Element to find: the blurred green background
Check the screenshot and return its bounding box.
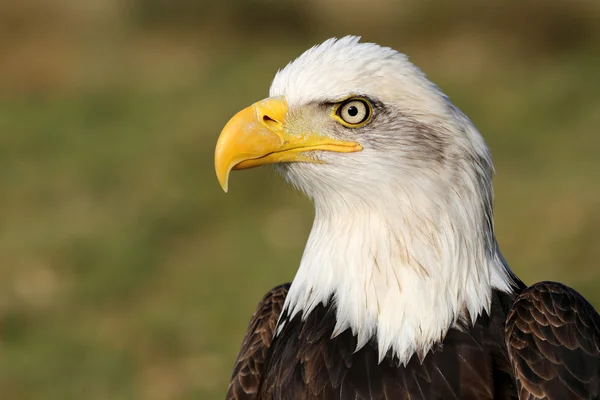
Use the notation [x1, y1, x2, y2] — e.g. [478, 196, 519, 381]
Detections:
[1, 0, 599, 398]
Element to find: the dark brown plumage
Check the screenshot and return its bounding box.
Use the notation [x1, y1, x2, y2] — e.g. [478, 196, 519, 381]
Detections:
[226, 282, 600, 400]
[227, 284, 290, 399]
[505, 282, 600, 400]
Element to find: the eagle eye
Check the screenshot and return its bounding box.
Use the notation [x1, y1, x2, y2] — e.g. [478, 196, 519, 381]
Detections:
[336, 99, 372, 127]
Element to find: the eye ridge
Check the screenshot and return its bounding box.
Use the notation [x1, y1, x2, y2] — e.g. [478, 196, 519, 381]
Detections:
[336, 98, 372, 126]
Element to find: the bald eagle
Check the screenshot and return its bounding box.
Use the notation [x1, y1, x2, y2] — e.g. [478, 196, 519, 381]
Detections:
[214, 37, 600, 399]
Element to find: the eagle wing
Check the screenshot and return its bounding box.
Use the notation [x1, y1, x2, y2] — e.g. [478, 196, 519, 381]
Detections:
[226, 283, 290, 400]
[505, 281, 600, 400]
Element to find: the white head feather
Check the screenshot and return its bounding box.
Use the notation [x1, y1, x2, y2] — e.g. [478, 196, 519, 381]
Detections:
[270, 36, 516, 364]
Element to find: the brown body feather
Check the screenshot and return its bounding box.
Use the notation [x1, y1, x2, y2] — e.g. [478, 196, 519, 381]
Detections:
[227, 284, 290, 399]
[505, 282, 600, 400]
[227, 282, 600, 400]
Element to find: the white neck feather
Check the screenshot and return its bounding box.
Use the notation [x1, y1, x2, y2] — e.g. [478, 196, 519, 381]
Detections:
[281, 179, 514, 364]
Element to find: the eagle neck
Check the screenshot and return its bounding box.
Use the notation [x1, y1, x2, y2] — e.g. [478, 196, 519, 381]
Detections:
[280, 185, 515, 364]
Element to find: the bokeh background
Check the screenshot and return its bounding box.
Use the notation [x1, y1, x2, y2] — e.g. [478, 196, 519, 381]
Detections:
[1, 0, 599, 398]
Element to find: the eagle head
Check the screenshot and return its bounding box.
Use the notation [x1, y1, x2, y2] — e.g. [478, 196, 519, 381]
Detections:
[214, 36, 514, 363]
[215, 36, 492, 208]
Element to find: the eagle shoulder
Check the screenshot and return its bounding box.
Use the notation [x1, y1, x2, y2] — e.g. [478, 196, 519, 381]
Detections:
[226, 283, 290, 400]
[505, 281, 600, 400]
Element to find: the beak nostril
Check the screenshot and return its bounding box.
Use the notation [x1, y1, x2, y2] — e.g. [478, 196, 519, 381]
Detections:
[262, 114, 278, 124]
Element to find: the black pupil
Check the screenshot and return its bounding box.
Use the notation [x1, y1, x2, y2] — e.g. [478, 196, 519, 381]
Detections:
[347, 105, 359, 117]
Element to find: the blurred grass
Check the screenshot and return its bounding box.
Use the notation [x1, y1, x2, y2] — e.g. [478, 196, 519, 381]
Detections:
[0, 0, 599, 398]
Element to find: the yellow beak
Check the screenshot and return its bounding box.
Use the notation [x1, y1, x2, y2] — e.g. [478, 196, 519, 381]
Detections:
[214, 96, 362, 192]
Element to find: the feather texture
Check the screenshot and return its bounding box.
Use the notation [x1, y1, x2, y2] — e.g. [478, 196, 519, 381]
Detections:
[505, 282, 600, 400]
[226, 284, 290, 400]
[229, 287, 519, 399]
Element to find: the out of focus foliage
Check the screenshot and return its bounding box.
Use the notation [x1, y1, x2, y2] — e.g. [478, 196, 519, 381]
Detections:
[0, 1, 599, 399]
